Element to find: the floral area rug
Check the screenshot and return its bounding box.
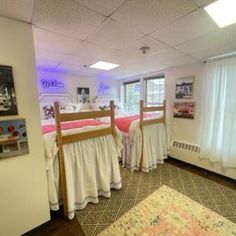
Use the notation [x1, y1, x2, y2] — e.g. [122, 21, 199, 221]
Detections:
[98, 185, 236, 236]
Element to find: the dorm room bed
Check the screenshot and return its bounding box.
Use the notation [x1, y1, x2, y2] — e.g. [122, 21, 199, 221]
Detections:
[116, 100, 167, 172]
[92, 97, 168, 172]
[41, 97, 122, 219]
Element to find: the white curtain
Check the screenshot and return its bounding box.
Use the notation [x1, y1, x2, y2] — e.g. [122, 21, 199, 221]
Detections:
[200, 56, 236, 168]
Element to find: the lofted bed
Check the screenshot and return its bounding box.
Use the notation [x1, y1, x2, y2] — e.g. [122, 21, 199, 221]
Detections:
[40, 94, 122, 219]
[93, 96, 168, 172]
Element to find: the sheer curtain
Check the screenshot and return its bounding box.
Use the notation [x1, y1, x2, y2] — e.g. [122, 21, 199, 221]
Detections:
[200, 56, 236, 168]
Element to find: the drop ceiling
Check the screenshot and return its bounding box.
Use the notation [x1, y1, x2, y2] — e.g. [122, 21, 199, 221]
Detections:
[0, 0, 236, 80]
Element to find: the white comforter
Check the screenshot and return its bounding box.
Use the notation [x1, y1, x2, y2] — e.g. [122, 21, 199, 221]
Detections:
[123, 118, 168, 172]
[43, 125, 123, 219]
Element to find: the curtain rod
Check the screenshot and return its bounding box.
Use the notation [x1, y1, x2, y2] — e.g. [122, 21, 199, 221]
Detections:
[206, 50, 236, 62]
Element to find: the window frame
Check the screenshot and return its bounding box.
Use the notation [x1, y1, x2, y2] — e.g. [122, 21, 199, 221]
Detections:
[123, 79, 140, 104]
[144, 74, 165, 105]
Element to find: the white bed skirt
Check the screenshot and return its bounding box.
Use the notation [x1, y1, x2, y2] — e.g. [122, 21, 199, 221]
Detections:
[44, 125, 122, 219]
[121, 122, 168, 172]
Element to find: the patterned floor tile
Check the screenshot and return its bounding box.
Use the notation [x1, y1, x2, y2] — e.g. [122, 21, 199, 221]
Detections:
[107, 200, 121, 211]
[99, 211, 118, 224]
[227, 217, 236, 223]
[201, 198, 215, 207]
[116, 210, 127, 220]
[224, 194, 236, 205]
[92, 224, 109, 236]
[205, 204, 220, 214]
[76, 163, 236, 235]
[212, 194, 228, 205]
[81, 224, 96, 236]
[218, 205, 235, 217]
[90, 198, 109, 211]
[83, 211, 103, 224]
[119, 199, 135, 211]
[75, 211, 89, 224]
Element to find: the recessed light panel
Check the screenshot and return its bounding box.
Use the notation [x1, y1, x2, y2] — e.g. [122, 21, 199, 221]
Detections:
[90, 61, 120, 70]
[204, 0, 236, 28]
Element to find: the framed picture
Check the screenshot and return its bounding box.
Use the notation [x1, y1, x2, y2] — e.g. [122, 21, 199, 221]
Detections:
[175, 76, 194, 99]
[0, 119, 29, 159]
[0, 65, 18, 115]
[173, 102, 195, 119]
[77, 87, 90, 103]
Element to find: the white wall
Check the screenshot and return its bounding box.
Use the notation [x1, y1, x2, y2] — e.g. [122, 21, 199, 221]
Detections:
[37, 71, 120, 105]
[0, 17, 50, 235]
[120, 62, 236, 180]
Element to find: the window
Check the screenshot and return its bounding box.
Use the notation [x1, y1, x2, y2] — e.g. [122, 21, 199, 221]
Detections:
[124, 80, 140, 113]
[145, 75, 165, 105]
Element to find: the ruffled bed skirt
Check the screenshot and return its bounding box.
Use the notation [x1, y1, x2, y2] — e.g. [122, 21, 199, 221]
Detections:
[44, 126, 122, 219]
[121, 123, 168, 172]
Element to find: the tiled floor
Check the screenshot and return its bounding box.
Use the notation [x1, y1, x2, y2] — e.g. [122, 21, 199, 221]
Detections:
[76, 163, 236, 236]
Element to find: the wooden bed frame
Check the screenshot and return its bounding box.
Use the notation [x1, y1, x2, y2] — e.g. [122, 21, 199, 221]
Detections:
[139, 100, 166, 167]
[54, 100, 115, 217]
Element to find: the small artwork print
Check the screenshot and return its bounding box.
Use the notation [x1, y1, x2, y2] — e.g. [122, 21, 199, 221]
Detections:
[0, 119, 29, 159]
[173, 102, 195, 119]
[42, 104, 54, 120]
[0, 65, 18, 115]
[175, 76, 194, 99]
[77, 87, 90, 103]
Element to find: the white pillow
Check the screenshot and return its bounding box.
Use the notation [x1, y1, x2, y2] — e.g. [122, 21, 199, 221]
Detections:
[60, 102, 82, 113]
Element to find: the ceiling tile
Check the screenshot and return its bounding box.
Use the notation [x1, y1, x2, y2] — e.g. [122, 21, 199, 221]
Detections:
[57, 63, 82, 74]
[73, 41, 116, 59]
[103, 38, 168, 65]
[74, 0, 125, 16]
[87, 19, 143, 50]
[33, 0, 106, 40]
[58, 63, 99, 76]
[62, 55, 97, 67]
[146, 48, 186, 65]
[164, 55, 198, 67]
[175, 30, 230, 54]
[35, 48, 67, 62]
[111, 0, 198, 34]
[191, 43, 234, 60]
[150, 9, 218, 46]
[222, 24, 236, 43]
[0, 0, 34, 23]
[104, 48, 147, 66]
[192, 0, 215, 7]
[36, 60, 60, 70]
[33, 27, 80, 54]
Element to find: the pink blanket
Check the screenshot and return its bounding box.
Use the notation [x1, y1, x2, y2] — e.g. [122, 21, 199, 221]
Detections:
[42, 119, 106, 135]
[115, 113, 155, 133]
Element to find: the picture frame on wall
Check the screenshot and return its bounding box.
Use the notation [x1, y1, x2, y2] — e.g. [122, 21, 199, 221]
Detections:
[77, 87, 90, 103]
[0, 65, 18, 116]
[175, 76, 194, 99]
[0, 119, 29, 159]
[173, 102, 195, 119]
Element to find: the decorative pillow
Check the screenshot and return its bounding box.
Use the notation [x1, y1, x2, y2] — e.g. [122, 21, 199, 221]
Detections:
[60, 102, 82, 113]
[99, 105, 110, 110]
[42, 105, 55, 120]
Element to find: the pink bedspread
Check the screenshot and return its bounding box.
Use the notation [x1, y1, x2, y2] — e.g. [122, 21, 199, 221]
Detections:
[115, 115, 140, 133]
[42, 120, 106, 135]
[115, 113, 155, 133]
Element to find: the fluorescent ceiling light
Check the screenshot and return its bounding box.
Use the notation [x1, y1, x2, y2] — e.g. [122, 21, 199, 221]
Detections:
[204, 0, 236, 28]
[90, 61, 120, 70]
